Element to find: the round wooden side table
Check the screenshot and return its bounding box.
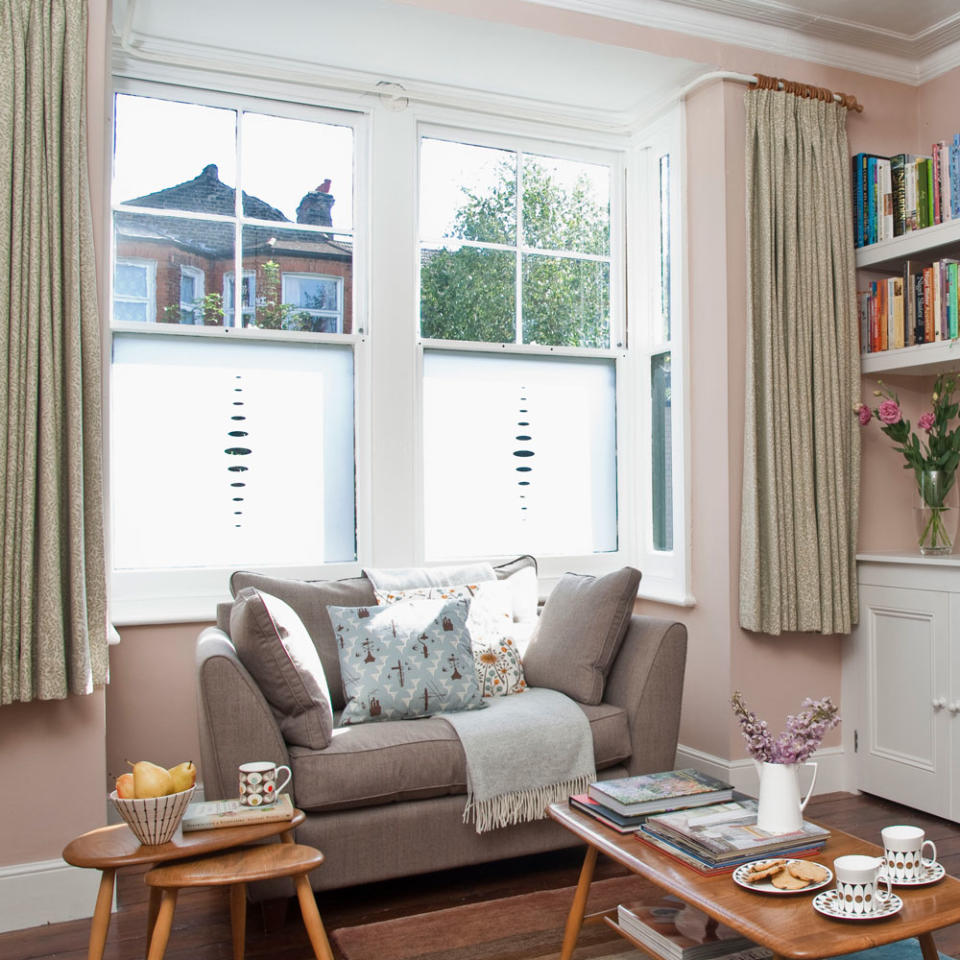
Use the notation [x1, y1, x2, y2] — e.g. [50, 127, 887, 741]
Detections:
[62, 808, 306, 960]
[144, 842, 333, 960]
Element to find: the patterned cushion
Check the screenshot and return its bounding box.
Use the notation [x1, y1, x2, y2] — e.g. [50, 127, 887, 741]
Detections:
[373, 580, 528, 698]
[328, 597, 486, 725]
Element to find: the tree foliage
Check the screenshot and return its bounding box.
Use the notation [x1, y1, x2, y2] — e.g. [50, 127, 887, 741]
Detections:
[420, 160, 610, 347]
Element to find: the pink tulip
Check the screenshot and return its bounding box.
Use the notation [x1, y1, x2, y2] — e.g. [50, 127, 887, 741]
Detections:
[858, 404, 872, 426]
[918, 411, 936, 433]
[878, 399, 902, 425]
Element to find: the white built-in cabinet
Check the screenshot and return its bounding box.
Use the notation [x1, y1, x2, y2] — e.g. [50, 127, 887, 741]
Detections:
[845, 556, 960, 819]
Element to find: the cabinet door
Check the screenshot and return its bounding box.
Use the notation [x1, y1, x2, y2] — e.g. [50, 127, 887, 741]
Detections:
[854, 584, 950, 817]
[952, 593, 960, 822]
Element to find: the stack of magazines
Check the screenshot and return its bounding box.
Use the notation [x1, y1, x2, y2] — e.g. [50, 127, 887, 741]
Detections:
[569, 768, 735, 833]
[637, 798, 830, 874]
[617, 895, 771, 960]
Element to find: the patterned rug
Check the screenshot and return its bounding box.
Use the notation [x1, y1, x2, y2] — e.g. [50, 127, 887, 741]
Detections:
[330, 874, 954, 960]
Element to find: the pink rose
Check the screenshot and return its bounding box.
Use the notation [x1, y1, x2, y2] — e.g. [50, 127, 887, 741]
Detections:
[878, 399, 902, 425]
[857, 404, 872, 426]
[918, 411, 936, 433]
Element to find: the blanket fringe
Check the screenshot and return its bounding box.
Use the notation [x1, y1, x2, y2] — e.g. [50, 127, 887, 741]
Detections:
[462, 774, 595, 834]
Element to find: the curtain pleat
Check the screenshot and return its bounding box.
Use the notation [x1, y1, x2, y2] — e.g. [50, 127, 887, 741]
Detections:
[0, 0, 107, 702]
[739, 89, 860, 635]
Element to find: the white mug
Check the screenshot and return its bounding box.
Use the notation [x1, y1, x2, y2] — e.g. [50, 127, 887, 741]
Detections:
[238, 761, 291, 806]
[882, 825, 937, 881]
[833, 854, 893, 916]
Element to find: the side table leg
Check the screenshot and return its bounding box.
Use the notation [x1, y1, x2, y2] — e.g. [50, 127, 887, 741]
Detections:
[559, 845, 598, 960]
[918, 933, 940, 960]
[294, 872, 334, 960]
[88, 868, 116, 960]
[230, 882, 247, 960]
[146, 889, 178, 960]
[146, 886, 161, 950]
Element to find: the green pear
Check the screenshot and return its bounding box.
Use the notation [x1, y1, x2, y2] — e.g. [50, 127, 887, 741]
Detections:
[168, 760, 196, 793]
[130, 760, 175, 799]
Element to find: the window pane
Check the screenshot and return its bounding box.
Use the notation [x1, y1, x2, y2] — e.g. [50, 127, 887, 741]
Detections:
[522, 254, 609, 347]
[420, 138, 516, 244]
[241, 112, 354, 229]
[243, 226, 353, 333]
[658, 153, 671, 342]
[116, 262, 148, 299]
[651, 351, 673, 551]
[522, 154, 610, 256]
[420, 245, 515, 342]
[114, 214, 232, 326]
[111, 334, 356, 569]
[114, 94, 237, 215]
[423, 350, 617, 559]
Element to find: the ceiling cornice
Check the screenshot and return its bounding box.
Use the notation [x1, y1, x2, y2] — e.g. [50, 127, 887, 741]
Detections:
[521, 0, 960, 85]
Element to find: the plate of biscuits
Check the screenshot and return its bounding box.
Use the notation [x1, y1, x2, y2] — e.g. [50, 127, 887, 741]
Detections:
[732, 858, 832, 894]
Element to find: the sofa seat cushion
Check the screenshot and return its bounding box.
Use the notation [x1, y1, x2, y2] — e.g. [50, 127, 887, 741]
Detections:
[288, 700, 631, 812]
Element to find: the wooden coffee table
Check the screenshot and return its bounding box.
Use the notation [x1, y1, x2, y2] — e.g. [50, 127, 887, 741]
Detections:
[548, 803, 960, 960]
[62, 808, 306, 960]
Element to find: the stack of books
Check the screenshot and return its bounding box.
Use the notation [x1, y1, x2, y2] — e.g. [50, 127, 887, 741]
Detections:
[617, 894, 771, 960]
[637, 798, 830, 875]
[569, 768, 735, 834]
[181, 792, 295, 832]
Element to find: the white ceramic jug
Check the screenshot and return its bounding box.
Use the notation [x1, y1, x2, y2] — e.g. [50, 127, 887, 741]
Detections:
[754, 760, 818, 834]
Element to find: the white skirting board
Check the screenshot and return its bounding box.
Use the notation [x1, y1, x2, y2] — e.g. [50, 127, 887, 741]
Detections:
[675, 743, 850, 797]
[0, 858, 105, 933]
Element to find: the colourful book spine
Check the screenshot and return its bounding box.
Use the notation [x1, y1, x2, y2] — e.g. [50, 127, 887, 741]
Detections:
[867, 157, 878, 244]
[891, 277, 904, 348]
[942, 146, 953, 222]
[924, 267, 935, 343]
[853, 154, 865, 248]
[905, 159, 919, 231]
[878, 277, 888, 351]
[879, 159, 893, 241]
[926, 157, 935, 227]
[916, 157, 932, 230]
[950, 262, 959, 338]
[933, 143, 944, 225]
[890, 154, 907, 236]
[951, 136, 960, 219]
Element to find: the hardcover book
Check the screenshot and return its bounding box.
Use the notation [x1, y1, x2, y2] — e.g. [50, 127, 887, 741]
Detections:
[642, 798, 830, 864]
[569, 794, 649, 832]
[617, 894, 768, 960]
[587, 769, 734, 817]
[181, 792, 294, 832]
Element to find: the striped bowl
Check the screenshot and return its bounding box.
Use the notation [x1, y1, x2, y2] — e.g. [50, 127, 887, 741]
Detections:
[110, 785, 196, 845]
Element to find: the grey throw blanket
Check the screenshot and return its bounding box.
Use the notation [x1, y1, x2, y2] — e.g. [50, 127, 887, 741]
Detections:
[442, 687, 596, 833]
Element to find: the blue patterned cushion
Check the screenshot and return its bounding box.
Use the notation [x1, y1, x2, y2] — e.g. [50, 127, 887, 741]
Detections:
[327, 597, 486, 725]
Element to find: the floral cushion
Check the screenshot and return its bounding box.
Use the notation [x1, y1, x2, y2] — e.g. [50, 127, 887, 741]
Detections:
[327, 597, 485, 725]
[374, 581, 527, 697]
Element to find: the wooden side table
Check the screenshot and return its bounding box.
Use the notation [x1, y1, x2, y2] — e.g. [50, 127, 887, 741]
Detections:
[62, 808, 306, 960]
[144, 843, 333, 960]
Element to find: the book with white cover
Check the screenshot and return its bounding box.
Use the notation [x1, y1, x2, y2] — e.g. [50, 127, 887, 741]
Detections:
[181, 793, 294, 831]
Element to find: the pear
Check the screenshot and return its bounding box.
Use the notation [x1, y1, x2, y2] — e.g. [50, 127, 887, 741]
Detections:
[129, 760, 175, 799]
[115, 772, 135, 799]
[168, 760, 196, 793]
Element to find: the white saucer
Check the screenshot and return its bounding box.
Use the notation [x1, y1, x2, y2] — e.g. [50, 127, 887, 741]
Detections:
[881, 860, 946, 887]
[812, 890, 902, 921]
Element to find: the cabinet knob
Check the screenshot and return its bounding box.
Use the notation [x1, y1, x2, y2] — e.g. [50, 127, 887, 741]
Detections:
[933, 697, 947, 709]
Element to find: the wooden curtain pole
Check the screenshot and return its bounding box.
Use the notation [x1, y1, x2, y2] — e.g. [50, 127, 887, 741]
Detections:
[752, 72, 864, 112]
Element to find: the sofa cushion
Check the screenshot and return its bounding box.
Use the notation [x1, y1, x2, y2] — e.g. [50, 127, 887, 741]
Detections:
[522, 567, 642, 705]
[373, 580, 527, 697]
[288, 700, 631, 812]
[362, 562, 496, 593]
[229, 572, 376, 710]
[230, 588, 334, 750]
[493, 554, 539, 622]
[328, 597, 486, 724]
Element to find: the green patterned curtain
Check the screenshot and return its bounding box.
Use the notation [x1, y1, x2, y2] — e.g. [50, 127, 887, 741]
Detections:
[739, 88, 860, 635]
[0, 0, 107, 701]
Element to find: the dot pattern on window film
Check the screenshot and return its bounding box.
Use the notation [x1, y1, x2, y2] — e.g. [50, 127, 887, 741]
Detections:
[514, 388, 535, 521]
[225, 374, 250, 527]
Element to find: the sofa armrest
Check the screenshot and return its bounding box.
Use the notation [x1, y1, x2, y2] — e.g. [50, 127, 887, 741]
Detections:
[602, 614, 687, 777]
[196, 627, 291, 803]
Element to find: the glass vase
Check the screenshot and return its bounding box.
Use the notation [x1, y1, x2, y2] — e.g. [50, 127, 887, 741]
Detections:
[915, 469, 959, 556]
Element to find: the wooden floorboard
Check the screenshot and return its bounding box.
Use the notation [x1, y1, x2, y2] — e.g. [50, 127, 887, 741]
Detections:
[5, 791, 960, 960]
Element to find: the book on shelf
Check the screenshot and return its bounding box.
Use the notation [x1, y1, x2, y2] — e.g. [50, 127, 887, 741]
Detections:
[617, 894, 771, 960]
[642, 798, 830, 865]
[587, 768, 734, 817]
[635, 825, 825, 875]
[181, 792, 294, 832]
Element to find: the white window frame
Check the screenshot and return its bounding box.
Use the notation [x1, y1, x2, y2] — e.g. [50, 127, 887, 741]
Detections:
[630, 106, 692, 606]
[414, 122, 629, 585]
[281, 272, 344, 333]
[179, 264, 204, 324]
[223, 270, 257, 327]
[114, 257, 157, 324]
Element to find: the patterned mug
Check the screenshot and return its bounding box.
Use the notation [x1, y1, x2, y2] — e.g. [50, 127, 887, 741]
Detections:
[238, 761, 291, 806]
[833, 854, 893, 916]
[882, 825, 937, 881]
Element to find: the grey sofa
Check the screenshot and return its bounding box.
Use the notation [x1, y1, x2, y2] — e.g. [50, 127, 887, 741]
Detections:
[196, 565, 687, 896]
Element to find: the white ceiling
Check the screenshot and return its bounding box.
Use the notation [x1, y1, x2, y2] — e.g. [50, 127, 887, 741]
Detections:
[522, 0, 960, 83]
